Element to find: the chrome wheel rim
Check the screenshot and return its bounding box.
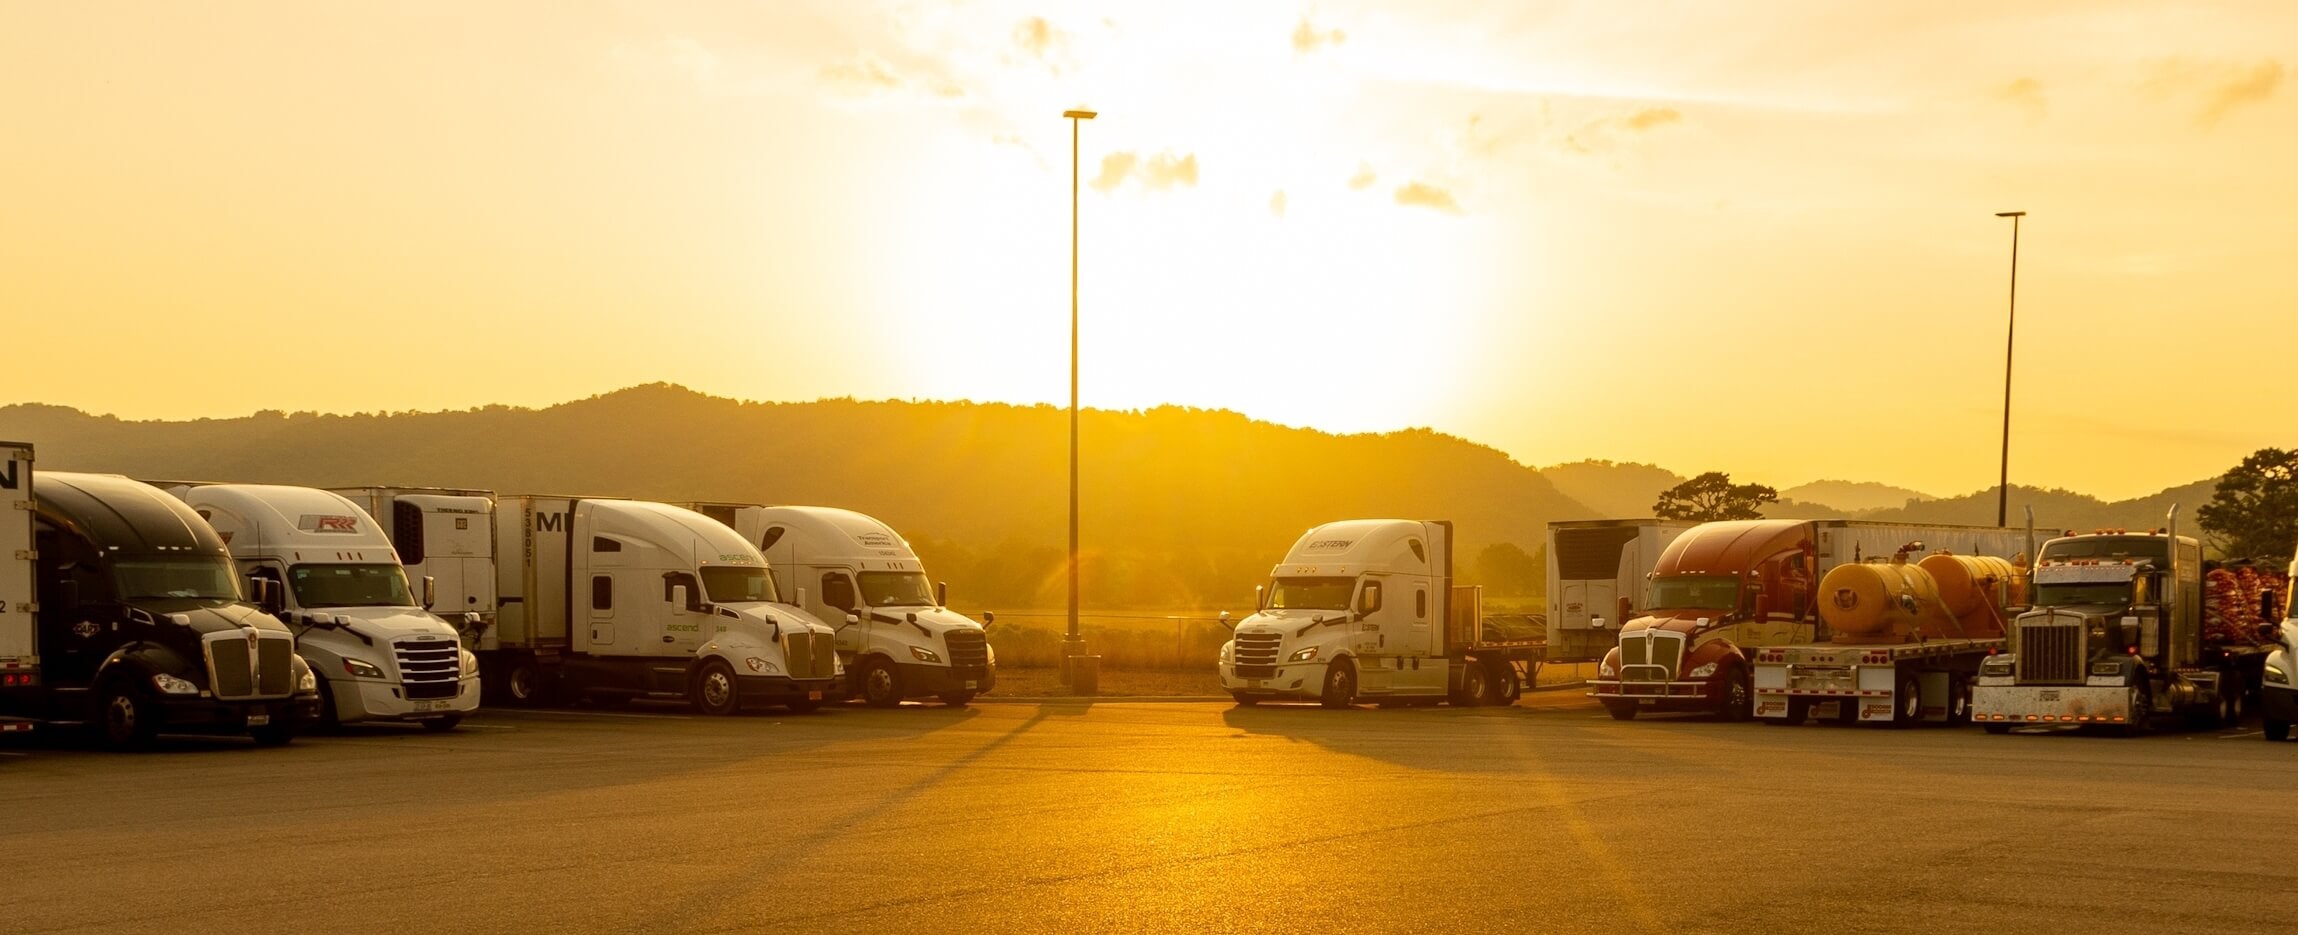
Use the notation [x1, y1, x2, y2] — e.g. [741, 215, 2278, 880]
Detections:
[701, 671, 733, 709]
[867, 667, 895, 700]
[107, 695, 136, 737]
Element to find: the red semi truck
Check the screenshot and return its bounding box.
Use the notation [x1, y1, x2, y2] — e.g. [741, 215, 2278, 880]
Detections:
[1589, 519, 2030, 721]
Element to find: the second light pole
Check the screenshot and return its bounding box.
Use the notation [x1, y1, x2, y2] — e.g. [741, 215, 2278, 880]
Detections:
[1062, 108, 1096, 688]
[1994, 209, 2025, 528]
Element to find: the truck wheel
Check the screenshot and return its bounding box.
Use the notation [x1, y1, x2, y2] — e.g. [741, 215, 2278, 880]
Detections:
[1766, 698, 1809, 726]
[2268, 720, 2291, 742]
[1451, 662, 1487, 707]
[2122, 685, 2153, 737]
[1892, 673, 1923, 728]
[1485, 661, 1521, 707]
[1230, 692, 1259, 707]
[249, 721, 297, 746]
[2221, 672, 2247, 727]
[858, 658, 904, 708]
[311, 677, 342, 732]
[1603, 700, 1638, 721]
[1948, 678, 1973, 724]
[421, 715, 463, 732]
[691, 660, 741, 716]
[939, 691, 976, 708]
[504, 658, 549, 707]
[1713, 665, 1753, 722]
[97, 683, 158, 750]
[1319, 660, 1357, 709]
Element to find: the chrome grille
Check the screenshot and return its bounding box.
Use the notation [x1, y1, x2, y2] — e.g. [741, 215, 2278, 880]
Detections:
[945, 629, 989, 667]
[781, 632, 836, 680]
[395, 638, 462, 700]
[2017, 618, 2086, 684]
[1233, 631, 1281, 679]
[206, 632, 295, 699]
[1619, 630, 1683, 682]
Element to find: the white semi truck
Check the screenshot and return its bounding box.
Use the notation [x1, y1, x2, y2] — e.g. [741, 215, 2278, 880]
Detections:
[170, 484, 480, 731]
[492, 496, 843, 714]
[2267, 550, 2298, 741]
[1219, 519, 1550, 707]
[687, 503, 995, 707]
[328, 486, 498, 648]
[1, 443, 36, 734]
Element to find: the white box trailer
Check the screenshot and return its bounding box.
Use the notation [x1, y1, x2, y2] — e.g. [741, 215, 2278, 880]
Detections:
[172, 484, 479, 730]
[0, 442, 35, 733]
[493, 496, 843, 714]
[1546, 520, 1698, 662]
[686, 503, 996, 707]
[328, 487, 498, 647]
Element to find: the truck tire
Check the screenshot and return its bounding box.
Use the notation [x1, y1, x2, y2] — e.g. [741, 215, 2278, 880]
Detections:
[1319, 659, 1357, 709]
[314, 677, 342, 732]
[2268, 720, 2291, 742]
[939, 691, 976, 708]
[1486, 661, 1521, 707]
[858, 658, 904, 708]
[421, 715, 463, 732]
[1230, 692, 1259, 707]
[1603, 700, 1638, 721]
[1451, 663, 1487, 707]
[2122, 684, 2153, 737]
[1892, 672, 1923, 728]
[1713, 665, 1753, 722]
[504, 657, 549, 707]
[2221, 672, 2247, 727]
[96, 682, 158, 750]
[1947, 677, 1973, 724]
[691, 659, 741, 716]
[249, 721, 297, 747]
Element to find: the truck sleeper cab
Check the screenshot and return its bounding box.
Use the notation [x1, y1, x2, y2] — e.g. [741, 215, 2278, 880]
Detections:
[1219, 519, 1462, 707]
[492, 497, 843, 714]
[27, 472, 319, 748]
[174, 484, 480, 731]
[689, 504, 995, 708]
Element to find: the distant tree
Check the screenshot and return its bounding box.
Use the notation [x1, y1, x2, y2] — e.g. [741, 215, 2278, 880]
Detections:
[1473, 542, 1542, 596]
[1653, 472, 1778, 522]
[2198, 448, 2298, 561]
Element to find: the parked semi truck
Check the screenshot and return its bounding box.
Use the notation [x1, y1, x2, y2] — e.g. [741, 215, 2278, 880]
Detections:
[1, 467, 319, 747]
[1752, 546, 2020, 726]
[0, 443, 36, 734]
[1592, 519, 2030, 721]
[687, 503, 995, 707]
[2266, 550, 2298, 741]
[171, 484, 480, 731]
[1218, 519, 1556, 707]
[1972, 508, 2265, 734]
[329, 486, 498, 648]
[491, 496, 842, 713]
[1547, 520, 1696, 662]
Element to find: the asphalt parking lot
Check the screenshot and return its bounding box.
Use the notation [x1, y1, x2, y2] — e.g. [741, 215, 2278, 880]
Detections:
[5, 692, 2294, 935]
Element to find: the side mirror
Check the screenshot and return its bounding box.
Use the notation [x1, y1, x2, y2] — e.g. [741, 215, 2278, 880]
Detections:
[1255, 584, 1266, 612]
[251, 578, 284, 615]
[2259, 622, 2286, 646]
[1360, 582, 1384, 615]
[936, 581, 950, 608]
[1591, 617, 1608, 630]
[422, 575, 437, 610]
[981, 611, 995, 630]
[843, 612, 860, 628]
[670, 584, 690, 615]
[1219, 610, 1233, 631]
[795, 586, 808, 609]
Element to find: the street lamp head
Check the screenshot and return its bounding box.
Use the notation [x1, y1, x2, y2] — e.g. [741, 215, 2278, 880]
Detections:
[1063, 109, 1098, 120]
[1995, 211, 2026, 217]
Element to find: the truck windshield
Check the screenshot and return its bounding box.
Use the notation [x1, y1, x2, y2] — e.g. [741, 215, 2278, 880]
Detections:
[2035, 583, 2135, 607]
[1267, 577, 1354, 611]
[701, 566, 777, 603]
[859, 571, 935, 607]
[114, 558, 241, 601]
[290, 563, 415, 608]
[2041, 537, 2169, 563]
[1648, 575, 1740, 611]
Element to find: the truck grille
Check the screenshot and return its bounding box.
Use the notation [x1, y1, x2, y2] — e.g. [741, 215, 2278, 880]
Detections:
[782, 632, 837, 680]
[395, 638, 462, 700]
[2017, 617, 2086, 684]
[1618, 629, 1684, 681]
[206, 631, 296, 699]
[1233, 631, 1281, 678]
[945, 629, 989, 668]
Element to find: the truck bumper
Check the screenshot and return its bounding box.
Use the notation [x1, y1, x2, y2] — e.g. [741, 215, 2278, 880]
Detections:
[893, 662, 995, 698]
[2261, 685, 2298, 724]
[1589, 678, 1711, 711]
[1971, 684, 2137, 726]
[735, 674, 845, 707]
[1221, 661, 1324, 700]
[339, 675, 482, 723]
[153, 695, 321, 735]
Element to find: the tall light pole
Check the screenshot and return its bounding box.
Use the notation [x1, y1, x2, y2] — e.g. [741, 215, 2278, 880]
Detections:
[1063, 108, 1095, 683]
[1994, 210, 2025, 528]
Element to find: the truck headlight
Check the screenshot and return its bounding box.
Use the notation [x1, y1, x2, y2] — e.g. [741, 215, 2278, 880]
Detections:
[2269, 664, 2289, 685]
[297, 666, 318, 693]
[1688, 662, 1718, 679]
[985, 643, 996, 667]
[1289, 646, 1319, 662]
[1219, 642, 1232, 665]
[342, 658, 386, 679]
[151, 673, 199, 695]
[910, 646, 941, 663]
[1599, 659, 1617, 678]
[459, 649, 479, 678]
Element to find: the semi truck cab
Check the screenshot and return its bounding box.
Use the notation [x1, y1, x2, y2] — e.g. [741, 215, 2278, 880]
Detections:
[1591, 520, 1819, 721]
[173, 484, 480, 731]
[1220, 520, 1450, 707]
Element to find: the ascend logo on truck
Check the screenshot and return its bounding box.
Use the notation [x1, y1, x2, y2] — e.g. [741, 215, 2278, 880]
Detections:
[297, 514, 362, 534]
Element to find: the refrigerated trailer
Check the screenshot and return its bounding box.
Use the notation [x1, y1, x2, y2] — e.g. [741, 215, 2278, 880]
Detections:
[491, 496, 843, 713]
[0, 443, 35, 734]
[328, 486, 498, 647]
[1547, 520, 1696, 663]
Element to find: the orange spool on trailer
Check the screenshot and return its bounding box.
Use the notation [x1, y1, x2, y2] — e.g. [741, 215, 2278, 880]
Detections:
[1816, 561, 1957, 640]
[1916, 553, 2016, 638]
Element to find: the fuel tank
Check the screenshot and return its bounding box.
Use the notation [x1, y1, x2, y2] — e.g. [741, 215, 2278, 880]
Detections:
[1818, 553, 2012, 642]
[1917, 554, 2016, 638]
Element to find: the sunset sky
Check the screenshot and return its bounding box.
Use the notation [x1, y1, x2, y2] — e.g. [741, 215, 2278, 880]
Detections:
[3, 2, 2292, 500]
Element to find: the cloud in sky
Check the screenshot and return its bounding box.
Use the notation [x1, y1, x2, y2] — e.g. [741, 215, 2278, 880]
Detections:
[1292, 17, 1347, 54]
[1012, 16, 1075, 73]
[1622, 107, 1681, 131]
[1348, 162, 1377, 190]
[1393, 180, 1461, 214]
[818, 53, 901, 95]
[1089, 150, 1199, 192]
[1090, 151, 1138, 192]
[2199, 60, 2283, 126]
[1993, 77, 2046, 122]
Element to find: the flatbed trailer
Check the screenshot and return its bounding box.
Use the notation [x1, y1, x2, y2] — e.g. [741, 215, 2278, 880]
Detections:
[1753, 637, 2003, 725]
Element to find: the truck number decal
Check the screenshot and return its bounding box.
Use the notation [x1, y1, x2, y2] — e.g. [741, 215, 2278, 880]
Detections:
[537, 512, 569, 532]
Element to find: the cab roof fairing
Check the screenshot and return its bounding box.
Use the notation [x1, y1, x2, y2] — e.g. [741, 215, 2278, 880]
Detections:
[35, 472, 232, 557]
[174, 484, 401, 557]
[1651, 520, 1813, 578]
